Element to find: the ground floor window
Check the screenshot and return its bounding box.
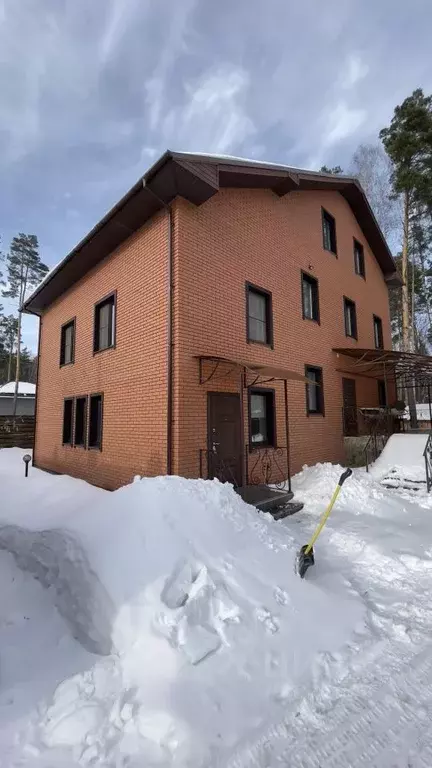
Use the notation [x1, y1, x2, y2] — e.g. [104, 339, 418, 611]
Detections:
[62, 398, 73, 444]
[249, 388, 275, 447]
[305, 366, 324, 415]
[74, 396, 87, 446]
[89, 394, 103, 450]
[378, 379, 387, 408]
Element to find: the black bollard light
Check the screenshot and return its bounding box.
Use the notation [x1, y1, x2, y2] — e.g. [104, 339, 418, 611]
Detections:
[23, 453, 31, 478]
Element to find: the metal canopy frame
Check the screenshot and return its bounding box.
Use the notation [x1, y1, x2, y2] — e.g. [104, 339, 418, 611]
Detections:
[333, 347, 432, 389]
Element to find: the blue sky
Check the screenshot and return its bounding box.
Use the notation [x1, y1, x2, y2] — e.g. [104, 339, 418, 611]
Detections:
[1, 0, 431, 350]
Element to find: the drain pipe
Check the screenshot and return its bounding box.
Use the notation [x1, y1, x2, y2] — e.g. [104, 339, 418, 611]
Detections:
[143, 180, 174, 475]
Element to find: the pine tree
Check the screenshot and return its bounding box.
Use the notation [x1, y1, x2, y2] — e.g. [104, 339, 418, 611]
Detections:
[319, 165, 343, 174]
[0, 314, 19, 382]
[2, 234, 48, 415]
[380, 89, 432, 427]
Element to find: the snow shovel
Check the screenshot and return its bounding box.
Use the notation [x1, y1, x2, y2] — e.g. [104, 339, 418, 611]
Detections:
[296, 468, 352, 578]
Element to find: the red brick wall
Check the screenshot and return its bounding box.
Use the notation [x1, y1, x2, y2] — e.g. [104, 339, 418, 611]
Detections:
[35, 211, 169, 489]
[173, 188, 393, 478]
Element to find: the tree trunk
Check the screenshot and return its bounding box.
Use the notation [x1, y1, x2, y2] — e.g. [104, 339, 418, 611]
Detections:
[402, 191, 418, 428]
[12, 311, 22, 418]
[7, 343, 12, 382]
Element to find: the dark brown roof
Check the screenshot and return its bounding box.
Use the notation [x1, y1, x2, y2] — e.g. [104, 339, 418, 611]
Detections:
[23, 150, 401, 314]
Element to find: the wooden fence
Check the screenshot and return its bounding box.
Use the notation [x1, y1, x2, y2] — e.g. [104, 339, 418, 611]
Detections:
[0, 416, 35, 449]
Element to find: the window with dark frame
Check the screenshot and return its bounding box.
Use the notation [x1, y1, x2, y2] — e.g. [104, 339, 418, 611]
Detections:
[62, 398, 73, 444]
[246, 284, 273, 346]
[249, 389, 275, 447]
[322, 209, 337, 254]
[373, 315, 384, 349]
[344, 297, 358, 339]
[88, 394, 103, 449]
[60, 319, 75, 366]
[74, 396, 87, 447]
[354, 239, 365, 278]
[305, 366, 324, 415]
[94, 294, 115, 353]
[378, 380, 387, 408]
[301, 272, 320, 322]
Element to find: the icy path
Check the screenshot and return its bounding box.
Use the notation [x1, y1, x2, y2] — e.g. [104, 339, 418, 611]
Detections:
[225, 467, 432, 768]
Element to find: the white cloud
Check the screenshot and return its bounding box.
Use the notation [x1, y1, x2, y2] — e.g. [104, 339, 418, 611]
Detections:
[341, 54, 369, 89]
[323, 101, 367, 147]
[165, 67, 255, 154]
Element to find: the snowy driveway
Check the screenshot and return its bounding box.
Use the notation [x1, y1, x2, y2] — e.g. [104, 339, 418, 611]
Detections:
[1, 448, 432, 766]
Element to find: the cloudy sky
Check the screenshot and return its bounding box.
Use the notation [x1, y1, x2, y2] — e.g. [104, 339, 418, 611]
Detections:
[1, 0, 431, 350]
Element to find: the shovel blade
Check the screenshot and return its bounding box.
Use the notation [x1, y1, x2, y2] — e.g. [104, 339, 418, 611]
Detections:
[297, 544, 315, 578]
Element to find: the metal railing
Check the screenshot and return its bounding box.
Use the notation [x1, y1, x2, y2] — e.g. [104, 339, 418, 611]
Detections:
[364, 433, 389, 472]
[199, 445, 290, 491]
[246, 445, 290, 491]
[343, 406, 403, 438]
[424, 431, 432, 492]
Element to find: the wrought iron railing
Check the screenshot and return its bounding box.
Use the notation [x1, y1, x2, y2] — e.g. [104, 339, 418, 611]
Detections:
[343, 406, 403, 438]
[199, 445, 290, 491]
[199, 448, 242, 487]
[424, 431, 432, 492]
[364, 433, 389, 472]
[246, 445, 290, 491]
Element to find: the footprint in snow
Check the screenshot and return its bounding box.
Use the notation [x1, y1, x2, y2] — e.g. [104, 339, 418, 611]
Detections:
[255, 607, 280, 634]
[274, 586, 290, 606]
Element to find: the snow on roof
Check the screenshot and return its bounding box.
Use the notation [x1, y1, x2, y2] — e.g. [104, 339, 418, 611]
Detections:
[0, 381, 36, 396]
[403, 404, 432, 421]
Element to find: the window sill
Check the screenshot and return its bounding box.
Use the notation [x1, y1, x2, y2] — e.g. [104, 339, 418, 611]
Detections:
[247, 339, 274, 349]
[60, 361, 74, 368]
[62, 442, 73, 447]
[302, 315, 320, 325]
[306, 412, 325, 417]
[345, 335, 358, 341]
[323, 247, 338, 257]
[93, 344, 115, 356]
[249, 442, 276, 452]
[88, 445, 102, 452]
[355, 272, 366, 280]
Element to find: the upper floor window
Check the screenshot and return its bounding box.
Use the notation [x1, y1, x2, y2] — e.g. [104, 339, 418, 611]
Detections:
[60, 319, 75, 366]
[301, 272, 320, 323]
[246, 283, 273, 347]
[94, 293, 116, 353]
[344, 297, 357, 339]
[354, 239, 365, 278]
[249, 388, 275, 447]
[373, 315, 384, 349]
[305, 366, 324, 415]
[322, 208, 337, 254]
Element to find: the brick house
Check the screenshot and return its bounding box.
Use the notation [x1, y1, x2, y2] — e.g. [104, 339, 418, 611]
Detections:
[24, 152, 401, 499]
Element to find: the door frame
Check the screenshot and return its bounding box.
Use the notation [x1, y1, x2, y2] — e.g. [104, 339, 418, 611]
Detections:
[342, 377, 358, 436]
[206, 391, 244, 487]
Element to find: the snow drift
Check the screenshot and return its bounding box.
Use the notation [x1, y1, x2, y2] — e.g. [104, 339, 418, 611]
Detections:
[0, 449, 366, 765]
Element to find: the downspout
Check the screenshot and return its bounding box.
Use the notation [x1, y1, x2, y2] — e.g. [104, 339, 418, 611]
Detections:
[143, 180, 174, 474]
[22, 310, 42, 467]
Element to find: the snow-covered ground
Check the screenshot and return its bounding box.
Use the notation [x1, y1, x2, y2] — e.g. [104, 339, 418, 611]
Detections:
[1, 447, 432, 766]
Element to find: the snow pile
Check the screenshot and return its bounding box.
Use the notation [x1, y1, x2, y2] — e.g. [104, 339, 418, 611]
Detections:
[369, 433, 428, 484]
[0, 449, 364, 766]
[2, 448, 432, 766]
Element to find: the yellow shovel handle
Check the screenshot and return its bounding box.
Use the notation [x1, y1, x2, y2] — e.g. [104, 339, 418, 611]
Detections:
[304, 468, 352, 555]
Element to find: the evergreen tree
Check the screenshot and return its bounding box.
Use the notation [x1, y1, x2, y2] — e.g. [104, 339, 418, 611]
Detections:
[2, 234, 48, 415]
[319, 165, 343, 174]
[0, 314, 18, 383]
[380, 89, 432, 427]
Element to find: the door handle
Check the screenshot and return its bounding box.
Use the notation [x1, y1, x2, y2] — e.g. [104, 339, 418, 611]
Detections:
[212, 442, 220, 453]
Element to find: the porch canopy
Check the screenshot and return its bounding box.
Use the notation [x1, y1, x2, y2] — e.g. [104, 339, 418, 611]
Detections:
[333, 347, 432, 389]
[196, 354, 310, 385]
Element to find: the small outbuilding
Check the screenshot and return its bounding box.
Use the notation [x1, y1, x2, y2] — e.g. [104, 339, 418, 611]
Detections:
[0, 382, 36, 416]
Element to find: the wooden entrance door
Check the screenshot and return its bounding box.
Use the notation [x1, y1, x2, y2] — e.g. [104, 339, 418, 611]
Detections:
[207, 393, 243, 486]
[342, 378, 358, 436]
